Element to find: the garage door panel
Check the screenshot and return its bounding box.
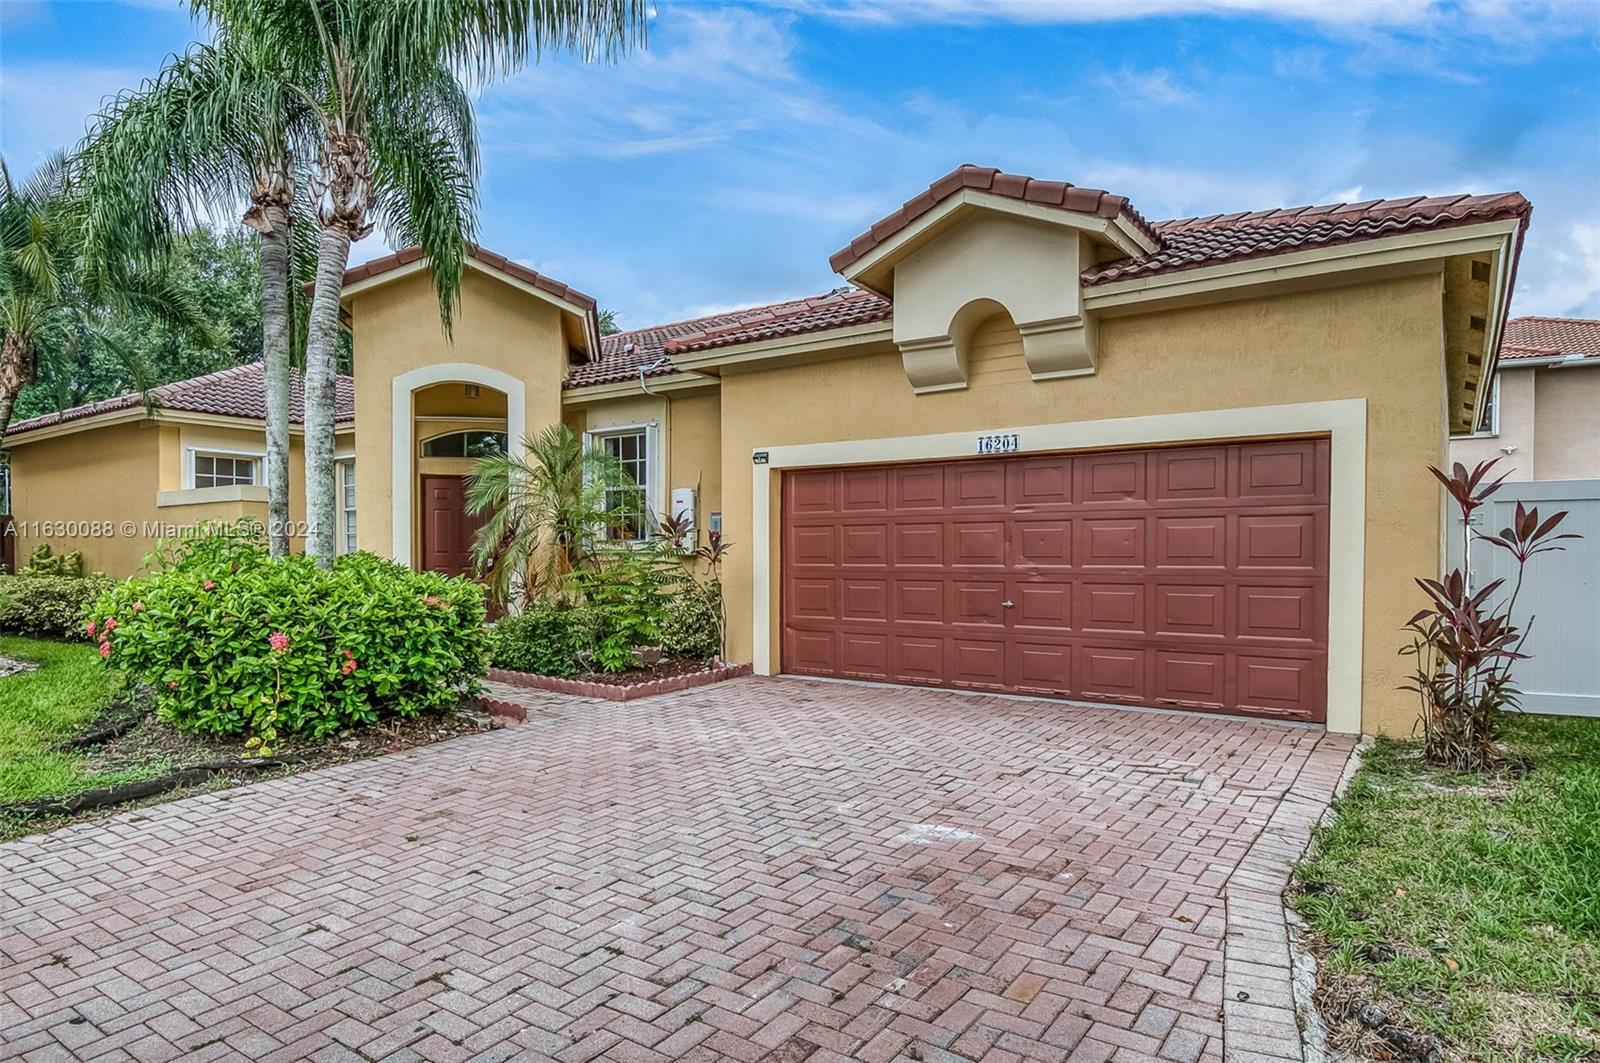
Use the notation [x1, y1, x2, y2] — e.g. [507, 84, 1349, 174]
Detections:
[840, 468, 889, 511]
[1014, 519, 1072, 567]
[1008, 457, 1074, 508]
[949, 521, 1007, 566]
[1154, 650, 1228, 708]
[949, 462, 1007, 508]
[1155, 584, 1227, 638]
[840, 579, 888, 620]
[1078, 452, 1146, 504]
[1155, 515, 1228, 569]
[950, 639, 1007, 688]
[951, 581, 1007, 625]
[1153, 447, 1229, 502]
[1238, 585, 1319, 641]
[1239, 513, 1319, 571]
[841, 523, 888, 565]
[1009, 642, 1070, 694]
[781, 438, 1330, 722]
[894, 580, 944, 623]
[1079, 645, 1147, 702]
[1078, 582, 1146, 634]
[1080, 518, 1146, 567]
[789, 578, 837, 620]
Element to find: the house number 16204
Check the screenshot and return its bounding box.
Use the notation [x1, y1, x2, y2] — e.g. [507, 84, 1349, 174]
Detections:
[976, 432, 1020, 455]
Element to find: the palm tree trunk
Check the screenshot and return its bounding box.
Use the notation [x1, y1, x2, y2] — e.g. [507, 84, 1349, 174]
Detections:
[245, 167, 294, 557]
[0, 333, 35, 446]
[302, 224, 350, 566]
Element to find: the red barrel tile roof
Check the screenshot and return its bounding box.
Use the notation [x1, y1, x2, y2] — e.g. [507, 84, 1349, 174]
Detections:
[1498, 316, 1600, 361]
[342, 245, 598, 311]
[6, 363, 355, 439]
[828, 164, 1161, 273]
[565, 288, 892, 389]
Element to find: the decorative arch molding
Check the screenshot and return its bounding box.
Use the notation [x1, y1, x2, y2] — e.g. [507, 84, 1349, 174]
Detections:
[390, 362, 526, 565]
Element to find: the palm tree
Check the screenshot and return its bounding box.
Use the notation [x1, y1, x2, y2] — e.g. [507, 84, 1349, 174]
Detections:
[0, 153, 215, 444]
[193, 0, 648, 566]
[74, 41, 313, 557]
[466, 424, 642, 606]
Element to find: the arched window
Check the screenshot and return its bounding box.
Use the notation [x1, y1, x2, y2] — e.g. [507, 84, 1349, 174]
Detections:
[420, 430, 507, 458]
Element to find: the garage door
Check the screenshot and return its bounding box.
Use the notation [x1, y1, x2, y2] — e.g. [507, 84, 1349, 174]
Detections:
[780, 438, 1330, 722]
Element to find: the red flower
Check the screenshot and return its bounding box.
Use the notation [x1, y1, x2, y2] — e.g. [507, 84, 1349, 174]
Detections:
[168, 680, 178, 690]
[203, 579, 215, 591]
[102, 617, 117, 632]
[269, 631, 289, 653]
[131, 601, 145, 613]
[85, 619, 97, 638]
[341, 659, 358, 676]
[98, 642, 111, 658]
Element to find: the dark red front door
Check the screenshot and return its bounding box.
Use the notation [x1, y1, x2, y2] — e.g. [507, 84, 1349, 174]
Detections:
[421, 475, 486, 577]
[780, 438, 1331, 722]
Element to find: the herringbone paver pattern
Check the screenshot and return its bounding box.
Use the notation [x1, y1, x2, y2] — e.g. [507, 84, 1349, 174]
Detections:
[1, 678, 1354, 1062]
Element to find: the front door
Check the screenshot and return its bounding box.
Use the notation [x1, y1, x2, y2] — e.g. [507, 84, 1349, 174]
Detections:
[420, 475, 486, 577]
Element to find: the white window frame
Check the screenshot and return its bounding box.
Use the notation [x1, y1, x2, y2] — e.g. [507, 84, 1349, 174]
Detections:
[583, 422, 662, 542]
[185, 447, 263, 490]
[418, 428, 510, 459]
[337, 456, 357, 554]
[1456, 373, 1501, 439]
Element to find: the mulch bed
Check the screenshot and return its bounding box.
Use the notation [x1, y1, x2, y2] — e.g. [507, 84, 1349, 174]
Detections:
[1, 697, 502, 839]
[487, 657, 753, 704]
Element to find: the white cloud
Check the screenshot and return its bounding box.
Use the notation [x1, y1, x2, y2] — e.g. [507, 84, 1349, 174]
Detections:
[1515, 221, 1600, 318]
[0, 60, 147, 166]
[1100, 66, 1194, 106]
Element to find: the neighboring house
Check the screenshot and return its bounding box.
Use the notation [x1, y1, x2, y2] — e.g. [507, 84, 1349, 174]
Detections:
[5, 363, 355, 575]
[12, 165, 1530, 736]
[1451, 316, 1600, 480]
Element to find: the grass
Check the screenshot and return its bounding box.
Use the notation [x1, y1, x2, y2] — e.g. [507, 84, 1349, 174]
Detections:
[0, 635, 166, 805]
[1295, 714, 1600, 1062]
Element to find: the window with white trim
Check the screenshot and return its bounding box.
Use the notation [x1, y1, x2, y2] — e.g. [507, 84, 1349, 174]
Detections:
[421, 430, 507, 458]
[339, 460, 357, 553]
[193, 452, 258, 488]
[592, 427, 654, 540]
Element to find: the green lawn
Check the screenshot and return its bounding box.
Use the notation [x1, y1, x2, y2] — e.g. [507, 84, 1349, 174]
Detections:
[0, 635, 159, 804]
[1296, 715, 1600, 1062]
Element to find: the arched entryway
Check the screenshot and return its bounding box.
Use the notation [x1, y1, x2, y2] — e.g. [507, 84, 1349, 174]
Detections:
[390, 363, 525, 574]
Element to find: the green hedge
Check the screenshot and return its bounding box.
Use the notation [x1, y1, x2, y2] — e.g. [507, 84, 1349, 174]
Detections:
[488, 603, 594, 677]
[0, 574, 116, 637]
[91, 530, 488, 746]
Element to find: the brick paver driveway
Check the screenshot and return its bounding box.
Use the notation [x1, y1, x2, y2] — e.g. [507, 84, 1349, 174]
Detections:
[2, 678, 1355, 1063]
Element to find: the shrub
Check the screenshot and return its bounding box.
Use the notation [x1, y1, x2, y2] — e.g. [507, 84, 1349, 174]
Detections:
[90, 531, 488, 747]
[571, 548, 672, 672]
[488, 603, 594, 677]
[660, 579, 721, 660]
[0, 573, 115, 637]
[20, 543, 85, 577]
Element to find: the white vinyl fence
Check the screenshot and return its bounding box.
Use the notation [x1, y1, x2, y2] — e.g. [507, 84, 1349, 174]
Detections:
[1447, 479, 1600, 717]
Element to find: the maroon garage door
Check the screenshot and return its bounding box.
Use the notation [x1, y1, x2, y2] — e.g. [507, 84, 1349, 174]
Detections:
[781, 438, 1331, 722]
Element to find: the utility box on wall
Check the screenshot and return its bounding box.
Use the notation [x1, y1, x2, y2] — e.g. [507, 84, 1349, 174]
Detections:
[671, 487, 697, 536]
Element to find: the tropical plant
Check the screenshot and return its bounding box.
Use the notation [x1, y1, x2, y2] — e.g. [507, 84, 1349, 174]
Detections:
[189, 0, 647, 565]
[653, 510, 732, 661]
[1402, 458, 1578, 770]
[74, 38, 314, 557]
[0, 153, 216, 444]
[92, 526, 487, 749]
[466, 423, 643, 606]
[487, 602, 594, 677]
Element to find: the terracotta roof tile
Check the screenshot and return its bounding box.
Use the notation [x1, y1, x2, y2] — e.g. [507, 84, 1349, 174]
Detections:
[7, 363, 355, 439]
[342, 244, 599, 312]
[829, 164, 1161, 273]
[564, 288, 892, 390]
[1085, 190, 1530, 285]
[1498, 316, 1600, 361]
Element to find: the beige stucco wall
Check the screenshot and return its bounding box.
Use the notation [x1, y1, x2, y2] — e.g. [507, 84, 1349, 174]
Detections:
[1449, 365, 1600, 482]
[1451, 369, 1534, 480]
[566, 388, 724, 537]
[1532, 367, 1600, 480]
[347, 268, 568, 563]
[9, 419, 351, 577]
[718, 273, 1450, 736]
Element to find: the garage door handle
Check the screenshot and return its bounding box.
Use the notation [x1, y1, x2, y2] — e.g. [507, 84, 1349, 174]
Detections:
[1002, 599, 1015, 609]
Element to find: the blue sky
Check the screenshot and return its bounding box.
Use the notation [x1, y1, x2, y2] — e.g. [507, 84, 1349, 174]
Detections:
[2, 0, 1597, 330]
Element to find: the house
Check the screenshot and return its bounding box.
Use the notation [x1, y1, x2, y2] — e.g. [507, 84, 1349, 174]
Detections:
[5, 363, 355, 575]
[9, 165, 1530, 735]
[1450, 316, 1600, 480]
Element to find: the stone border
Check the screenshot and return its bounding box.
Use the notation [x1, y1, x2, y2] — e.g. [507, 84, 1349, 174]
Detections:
[485, 662, 753, 706]
[1222, 734, 1359, 1063]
